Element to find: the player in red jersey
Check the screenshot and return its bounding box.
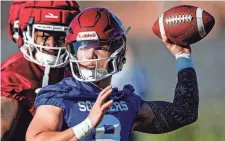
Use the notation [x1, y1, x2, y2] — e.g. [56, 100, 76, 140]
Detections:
[1, 1, 80, 141]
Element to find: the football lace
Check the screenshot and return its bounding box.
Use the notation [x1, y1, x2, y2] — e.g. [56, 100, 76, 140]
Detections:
[165, 15, 192, 24]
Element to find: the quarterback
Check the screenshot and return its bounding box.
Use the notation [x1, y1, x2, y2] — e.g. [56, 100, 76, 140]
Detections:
[1, 1, 80, 141]
[27, 7, 199, 141]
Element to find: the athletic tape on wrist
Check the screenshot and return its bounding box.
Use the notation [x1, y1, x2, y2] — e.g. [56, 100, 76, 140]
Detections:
[175, 53, 191, 60]
[72, 117, 94, 140]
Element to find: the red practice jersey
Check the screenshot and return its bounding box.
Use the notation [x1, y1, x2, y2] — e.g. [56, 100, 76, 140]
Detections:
[1, 52, 71, 141]
[1, 52, 71, 114]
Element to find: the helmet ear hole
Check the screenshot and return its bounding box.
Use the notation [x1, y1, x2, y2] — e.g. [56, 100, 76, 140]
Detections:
[122, 57, 126, 64]
[108, 60, 114, 73]
[116, 47, 126, 71]
[107, 45, 126, 73]
[28, 17, 34, 25]
[72, 63, 81, 77]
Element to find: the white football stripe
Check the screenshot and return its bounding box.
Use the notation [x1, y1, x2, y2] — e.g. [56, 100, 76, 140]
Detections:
[159, 13, 166, 38]
[196, 8, 206, 37]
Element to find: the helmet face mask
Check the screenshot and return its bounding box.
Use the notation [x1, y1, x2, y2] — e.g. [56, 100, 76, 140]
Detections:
[68, 36, 126, 82]
[18, 1, 80, 68]
[21, 23, 69, 67]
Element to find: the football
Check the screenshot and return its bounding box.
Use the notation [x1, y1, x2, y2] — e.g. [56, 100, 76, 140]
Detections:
[152, 5, 215, 47]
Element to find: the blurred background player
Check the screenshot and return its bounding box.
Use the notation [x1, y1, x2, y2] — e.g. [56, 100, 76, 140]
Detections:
[1, 1, 80, 141]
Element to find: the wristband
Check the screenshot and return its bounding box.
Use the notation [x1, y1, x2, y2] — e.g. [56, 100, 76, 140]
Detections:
[72, 117, 94, 140]
[175, 53, 191, 60]
[175, 53, 194, 72]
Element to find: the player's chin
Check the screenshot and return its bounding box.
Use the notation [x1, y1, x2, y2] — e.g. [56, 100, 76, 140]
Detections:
[79, 62, 108, 70]
[42, 49, 61, 56]
[79, 64, 96, 70]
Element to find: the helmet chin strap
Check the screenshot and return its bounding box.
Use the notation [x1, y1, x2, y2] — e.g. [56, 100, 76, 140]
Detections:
[80, 68, 108, 81]
[13, 33, 19, 41]
[35, 65, 51, 93]
[35, 52, 64, 87]
[42, 66, 50, 87]
[35, 52, 52, 87]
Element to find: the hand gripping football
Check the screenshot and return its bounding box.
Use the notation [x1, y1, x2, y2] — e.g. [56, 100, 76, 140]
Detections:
[152, 5, 215, 47]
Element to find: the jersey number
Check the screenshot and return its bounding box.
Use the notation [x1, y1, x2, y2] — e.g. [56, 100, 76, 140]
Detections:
[94, 115, 121, 141]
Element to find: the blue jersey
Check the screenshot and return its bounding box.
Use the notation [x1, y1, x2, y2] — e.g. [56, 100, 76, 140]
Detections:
[35, 77, 142, 141]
